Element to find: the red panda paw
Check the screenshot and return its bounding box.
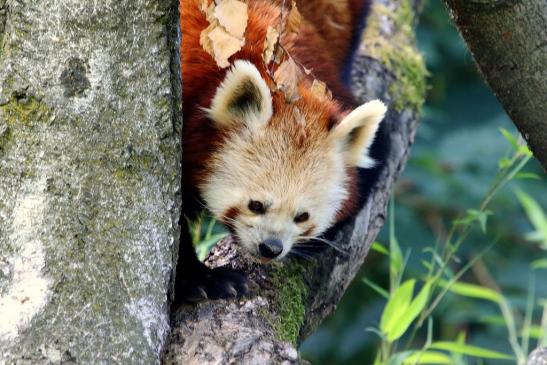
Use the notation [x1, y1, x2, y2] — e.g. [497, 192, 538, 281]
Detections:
[174, 264, 249, 305]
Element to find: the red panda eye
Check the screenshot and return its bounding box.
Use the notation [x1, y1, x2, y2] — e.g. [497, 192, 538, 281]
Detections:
[248, 200, 266, 214]
[294, 212, 309, 223]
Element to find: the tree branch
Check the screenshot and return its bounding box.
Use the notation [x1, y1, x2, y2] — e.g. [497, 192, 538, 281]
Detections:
[163, 0, 426, 363]
[442, 0, 547, 170]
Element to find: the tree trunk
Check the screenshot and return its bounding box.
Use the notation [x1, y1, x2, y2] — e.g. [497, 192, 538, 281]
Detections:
[442, 0, 547, 170]
[162, 0, 426, 363]
[0, 1, 181, 363]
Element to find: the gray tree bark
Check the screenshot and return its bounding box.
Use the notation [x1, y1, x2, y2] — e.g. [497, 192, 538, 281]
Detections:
[528, 348, 547, 365]
[0, 0, 181, 363]
[442, 0, 547, 170]
[162, 0, 426, 363]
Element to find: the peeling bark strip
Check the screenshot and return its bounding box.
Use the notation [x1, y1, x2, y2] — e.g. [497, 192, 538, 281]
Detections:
[164, 0, 424, 363]
[443, 0, 547, 170]
[0, 0, 181, 363]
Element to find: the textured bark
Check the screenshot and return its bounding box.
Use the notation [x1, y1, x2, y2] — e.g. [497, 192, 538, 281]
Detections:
[443, 0, 547, 170]
[0, 0, 181, 363]
[527, 348, 547, 365]
[163, 0, 425, 363]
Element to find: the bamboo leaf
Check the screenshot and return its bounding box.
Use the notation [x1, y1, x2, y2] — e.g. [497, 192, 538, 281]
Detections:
[402, 351, 452, 364]
[372, 241, 390, 256]
[363, 278, 390, 299]
[430, 341, 514, 360]
[515, 172, 541, 180]
[439, 280, 502, 303]
[380, 279, 416, 335]
[515, 188, 547, 248]
[499, 128, 519, 151]
[387, 281, 432, 341]
[531, 259, 547, 270]
[196, 233, 228, 261]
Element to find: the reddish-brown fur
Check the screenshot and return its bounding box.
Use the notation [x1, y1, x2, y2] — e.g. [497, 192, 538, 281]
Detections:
[180, 0, 366, 221]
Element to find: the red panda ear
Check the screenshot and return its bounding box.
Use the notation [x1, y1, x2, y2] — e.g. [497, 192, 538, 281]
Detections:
[330, 100, 387, 168]
[207, 60, 273, 129]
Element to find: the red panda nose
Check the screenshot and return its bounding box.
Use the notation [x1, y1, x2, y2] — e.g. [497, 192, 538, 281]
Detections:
[258, 238, 283, 259]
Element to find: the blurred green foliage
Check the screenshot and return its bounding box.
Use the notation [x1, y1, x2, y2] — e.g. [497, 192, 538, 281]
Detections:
[300, 1, 547, 364]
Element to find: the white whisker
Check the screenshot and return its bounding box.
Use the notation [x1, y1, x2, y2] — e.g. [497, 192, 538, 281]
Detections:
[299, 235, 347, 254]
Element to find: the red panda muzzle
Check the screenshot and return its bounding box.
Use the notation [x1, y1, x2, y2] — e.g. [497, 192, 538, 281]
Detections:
[258, 238, 284, 259]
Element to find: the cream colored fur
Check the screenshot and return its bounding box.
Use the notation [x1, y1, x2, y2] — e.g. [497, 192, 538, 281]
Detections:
[201, 62, 386, 259]
[331, 100, 387, 168]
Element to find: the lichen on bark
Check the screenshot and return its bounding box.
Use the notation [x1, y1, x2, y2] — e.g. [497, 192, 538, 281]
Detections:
[359, 0, 427, 111]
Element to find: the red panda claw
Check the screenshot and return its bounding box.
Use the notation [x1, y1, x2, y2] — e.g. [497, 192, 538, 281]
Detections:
[174, 265, 249, 305]
[186, 286, 209, 303]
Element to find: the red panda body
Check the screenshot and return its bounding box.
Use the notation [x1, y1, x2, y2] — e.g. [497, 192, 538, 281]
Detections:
[176, 0, 386, 303]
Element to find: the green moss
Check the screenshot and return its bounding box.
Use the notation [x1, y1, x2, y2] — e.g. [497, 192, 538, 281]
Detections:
[113, 168, 129, 181]
[0, 96, 51, 149]
[0, 96, 51, 127]
[265, 260, 311, 344]
[362, 1, 427, 111]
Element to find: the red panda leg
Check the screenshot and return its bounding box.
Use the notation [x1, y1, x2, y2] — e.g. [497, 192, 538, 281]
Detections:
[173, 219, 248, 305]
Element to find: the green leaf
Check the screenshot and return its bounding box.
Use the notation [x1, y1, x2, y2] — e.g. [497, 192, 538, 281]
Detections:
[365, 326, 386, 341]
[522, 325, 543, 339]
[363, 278, 390, 299]
[439, 280, 502, 303]
[402, 351, 452, 364]
[515, 188, 547, 248]
[372, 242, 390, 255]
[373, 352, 382, 365]
[454, 209, 492, 233]
[531, 259, 547, 270]
[387, 351, 414, 365]
[430, 341, 514, 360]
[451, 332, 466, 364]
[387, 281, 432, 341]
[498, 157, 512, 169]
[380, 279, 416, 335]
[499, 128, 519, 151]
[204, 216, 217, 240]
[389, 199, 405, 289]
[518, 144, 533, 156]
[421, 260, 432, 271]
[478, 315, 506, 326]
[515, 172, 541, 180]
[196, 233, 228, 261]
[477, 316, 543, 339]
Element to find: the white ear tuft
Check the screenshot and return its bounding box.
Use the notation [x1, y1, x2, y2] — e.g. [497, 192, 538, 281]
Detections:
[207, 60, 273, 128]
[331, 99, 387, 168]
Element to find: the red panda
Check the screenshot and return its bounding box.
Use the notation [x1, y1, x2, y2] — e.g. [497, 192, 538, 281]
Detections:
[175, 0, 387, 303]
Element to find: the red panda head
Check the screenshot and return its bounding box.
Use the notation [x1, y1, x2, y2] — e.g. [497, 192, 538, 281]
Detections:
[200, 60, 386, 261]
